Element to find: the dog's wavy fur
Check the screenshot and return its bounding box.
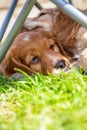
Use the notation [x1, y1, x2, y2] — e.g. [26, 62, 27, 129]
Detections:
[0, 8, 87, 76]
[22, 8, 87, 60]
[0, 31, 70, 76]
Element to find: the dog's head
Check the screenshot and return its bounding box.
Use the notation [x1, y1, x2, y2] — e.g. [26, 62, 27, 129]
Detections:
[0, 31, 70, 76]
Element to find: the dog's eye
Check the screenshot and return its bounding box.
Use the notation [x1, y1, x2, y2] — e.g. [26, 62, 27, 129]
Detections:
[31, 56, 39, 64]
[50, 44, 54, 50]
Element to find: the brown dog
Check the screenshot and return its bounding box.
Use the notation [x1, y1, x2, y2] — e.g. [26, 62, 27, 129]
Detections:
[0, 8, 87, 76]
[0, 31, 70, 76]
[22, 8, 87, 61]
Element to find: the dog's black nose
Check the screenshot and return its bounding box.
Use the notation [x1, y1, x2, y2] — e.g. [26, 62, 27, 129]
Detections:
[55, 60, 66, 69]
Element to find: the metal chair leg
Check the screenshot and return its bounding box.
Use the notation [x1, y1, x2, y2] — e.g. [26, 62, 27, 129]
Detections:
[0, 0, 36, 62]
[0, 0, 18, 42]
[35, 1, 43, 10]
[50, 0, 87, 28]
[68, 0, 72, 4]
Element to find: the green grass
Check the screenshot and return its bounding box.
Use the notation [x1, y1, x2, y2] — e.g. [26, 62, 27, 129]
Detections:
[0, 69, 87, 130]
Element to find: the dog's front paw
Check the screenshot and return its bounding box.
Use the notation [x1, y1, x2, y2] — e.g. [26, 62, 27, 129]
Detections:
[9, 72, 25, 81]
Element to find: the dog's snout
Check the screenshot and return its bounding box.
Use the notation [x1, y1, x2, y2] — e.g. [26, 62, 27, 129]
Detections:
[55, 60, 66, 69]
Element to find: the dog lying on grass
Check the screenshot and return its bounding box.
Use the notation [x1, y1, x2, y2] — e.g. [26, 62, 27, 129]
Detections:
[0, 8, 87, 76]
[0, 31, 70, 76]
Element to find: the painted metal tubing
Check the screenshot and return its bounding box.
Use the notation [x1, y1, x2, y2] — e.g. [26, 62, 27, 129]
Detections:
[0, 0, 18, 42]
[0, 0, 36, 63]
[35, 1, 43, 10]
[50, 0, 87, 28]
[68, 0, 72, 4]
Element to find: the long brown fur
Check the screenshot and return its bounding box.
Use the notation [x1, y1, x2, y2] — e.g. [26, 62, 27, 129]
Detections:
[21, 8, 87, 60]
[0, 8, 87, 76]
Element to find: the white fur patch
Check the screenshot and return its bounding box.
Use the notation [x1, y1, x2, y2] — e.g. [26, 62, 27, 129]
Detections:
[23, 35, 30, 41]
[77, 26, 87, 41]
[82, 32, 87, 42]
[76, 26, 87, 54]
[25, 21, 51, 31]
[52, 68, 62, 75]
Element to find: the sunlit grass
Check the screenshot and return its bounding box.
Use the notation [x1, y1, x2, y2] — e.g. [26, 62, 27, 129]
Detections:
[0, 68, 87, 130]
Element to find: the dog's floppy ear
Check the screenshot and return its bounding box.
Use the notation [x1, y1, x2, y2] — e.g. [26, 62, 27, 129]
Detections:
[11, 52, 33, 75]
[0, 54, 15, 76]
